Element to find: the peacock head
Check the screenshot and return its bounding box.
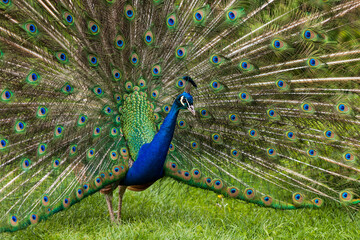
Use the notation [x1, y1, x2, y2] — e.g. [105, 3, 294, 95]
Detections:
[175, 92, 195, 115]
[174, 76, 197, 115]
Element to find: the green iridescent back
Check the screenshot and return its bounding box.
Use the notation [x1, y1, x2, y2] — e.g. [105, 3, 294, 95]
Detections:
[120, 91, 157, 160]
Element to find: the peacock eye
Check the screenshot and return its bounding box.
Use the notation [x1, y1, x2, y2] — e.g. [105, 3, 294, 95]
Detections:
[180, 96, 186, 106]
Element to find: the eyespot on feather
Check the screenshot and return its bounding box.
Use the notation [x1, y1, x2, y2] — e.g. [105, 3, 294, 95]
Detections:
[130, 52, 139, 66]
[87, 148, 95, 160]
[93, 86, 104, 96]
[151, 89, 159, 99]
[55, 51, 69, 64]
[323, 129, 336, 140]
[0, 138, 8, 150]
[54, 125, 64, 138]
[20, 158, 31, 171]
[175, 47, 187, 59]
[204, 177, 213, 187]
[110, 127, 119, 137]
[88, 54, 99, 67]
[42, 195, 50, 206]
[138, 78, 147, 89]
[209, 54, 223, 65]
[211, 133, 222, 143]
[152, 65, 161, 77]
[244, 188, 255, 200]
[63, 12, 74, 25]
[112, 165, 122, 177]
[343, 152, 356, 162]
[61, 83, 73, 94]
[306, 148, 319, 158]
[266, 147, 277, 157]
[0, 0, 12, 8]
[209, 80, 223, 92]
[26, 71, 40, 85]
[14, 120, 26, 133]
[301, 102, 315, 113]
[166, 162, 178, 172]
[88, 21, 100, 35]
[166, 13, 177, 29]
[190, 141, 199, 150]
[69, 144, 77, 156]
[199, 108, 210, 118]
[177, 119, 187, 129]
[191, 169, 201, 179]
[193, 9, 206, 23]
[115, 35, 125, 50]
[9, 214, 18, 227]
[37, 106, 48, 118]
[312, 198, 323, 207]
[29, 213, 39, 225]
[23, 22, 39, 36]
[261, 195, 273, 206]
[238, 60, 254, 72]
[212, 179, 223, 190]
[275, 79, 289, 91]
[109, 150, 118, 161]
[52, 158, 60, 169]
[306, 57, 322, 68]
[292, 192, 304, 205]
[1, 89, 13, 102]
[93, 176, 103, 188]
[63, 197, 71, 208]
[301, 29, 318, 41]
[267, 108, 279, 119]
[144, 30, 154, 45]
[76, 188, 84, 199]
[248, 128, 259, 139]
[225, 8, 245, 23]
[124, 5, 135, 20]
[339, 190, 353, 203]
[93, 126, 101, 137]
[230, 148, 240, 158]
[162, 105, 171, 113]
[77, 114, 88, 126]
[270, 39, 287, 51]
[285, 131, 297, 141]
[227, 187, 240, 198]
[336, 103, 350, 114]
[38, 143, 47, 156]
[239, 91, 251, 102]
[182, 170, 192, 181]
[168, 143, 175, 152]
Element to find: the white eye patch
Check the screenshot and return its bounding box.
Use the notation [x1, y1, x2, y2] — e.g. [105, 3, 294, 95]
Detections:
[180, 96, 186, 106]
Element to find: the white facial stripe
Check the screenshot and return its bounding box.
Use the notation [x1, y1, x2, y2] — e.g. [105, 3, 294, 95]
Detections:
[180, 96, 185, 106]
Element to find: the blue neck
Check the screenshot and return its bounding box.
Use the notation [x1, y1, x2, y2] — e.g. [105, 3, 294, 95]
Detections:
[153, 103, 180, 152]
[121, 102, 181, 186]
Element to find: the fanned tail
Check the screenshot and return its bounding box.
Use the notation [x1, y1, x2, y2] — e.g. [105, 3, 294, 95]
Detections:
[162, 0, 360, 209]
[0, 0, 133, 232]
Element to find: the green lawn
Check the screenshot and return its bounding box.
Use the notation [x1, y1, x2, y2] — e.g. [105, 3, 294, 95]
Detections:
[2, 178, 360, 239]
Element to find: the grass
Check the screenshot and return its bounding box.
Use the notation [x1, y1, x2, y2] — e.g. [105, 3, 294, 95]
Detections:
[2, 178, 360, 239]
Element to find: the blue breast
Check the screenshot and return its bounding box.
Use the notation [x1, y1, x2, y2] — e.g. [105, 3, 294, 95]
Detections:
[121, 103, 180, 186]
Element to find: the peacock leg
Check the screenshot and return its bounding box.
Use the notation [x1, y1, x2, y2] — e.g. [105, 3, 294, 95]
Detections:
[105, 193, 115, 222]
[117, 185, 127, 221]
[100, 185, 116, 222]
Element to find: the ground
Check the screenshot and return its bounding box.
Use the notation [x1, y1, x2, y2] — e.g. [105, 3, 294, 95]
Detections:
[2, 178, 360, 239]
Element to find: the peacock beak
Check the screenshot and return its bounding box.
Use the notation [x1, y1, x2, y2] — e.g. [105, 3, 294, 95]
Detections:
[187, 105, 195, 116]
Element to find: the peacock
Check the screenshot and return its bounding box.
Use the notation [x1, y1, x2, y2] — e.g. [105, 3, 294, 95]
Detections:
[1, 0, 360, 233]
